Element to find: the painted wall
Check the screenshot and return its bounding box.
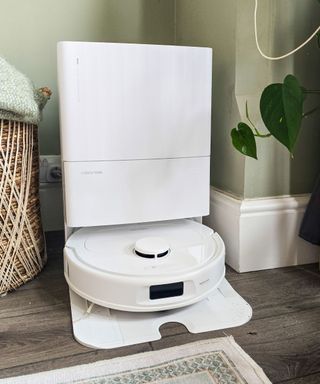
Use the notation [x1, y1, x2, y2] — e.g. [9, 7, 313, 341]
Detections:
[176, 0, 320, 198]
[241, 0, 320, 198]
[290, 1, 320, 194]
[1, 0, 318, 231]
[0, 0, 175, 230]
[0, 0, 175, 155]
[175, 0, 245, 197]
[238, 0, 293, 198]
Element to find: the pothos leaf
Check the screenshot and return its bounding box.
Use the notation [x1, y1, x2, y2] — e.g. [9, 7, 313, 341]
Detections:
[231, 122, 257, 159]
[260, 74, 303, 153]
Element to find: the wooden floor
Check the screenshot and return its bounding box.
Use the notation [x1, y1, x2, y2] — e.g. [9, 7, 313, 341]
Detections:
[1, 232, 320, 383]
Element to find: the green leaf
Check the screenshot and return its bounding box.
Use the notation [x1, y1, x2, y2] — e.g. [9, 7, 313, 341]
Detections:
[231, 122, 257, 159]
[260, 74, 303, 153]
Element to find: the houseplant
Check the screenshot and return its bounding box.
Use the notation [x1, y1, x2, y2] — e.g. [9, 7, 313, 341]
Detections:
[231, 73, 319, 160]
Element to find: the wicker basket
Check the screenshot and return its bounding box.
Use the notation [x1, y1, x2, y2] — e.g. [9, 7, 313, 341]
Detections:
[0, 119, 46, 294]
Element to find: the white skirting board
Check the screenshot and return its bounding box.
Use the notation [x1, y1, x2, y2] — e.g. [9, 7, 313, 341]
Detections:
[204, 188, 320, 273]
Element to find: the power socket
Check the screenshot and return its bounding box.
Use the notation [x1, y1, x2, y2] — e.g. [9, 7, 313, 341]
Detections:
[40, 155, 62, 183]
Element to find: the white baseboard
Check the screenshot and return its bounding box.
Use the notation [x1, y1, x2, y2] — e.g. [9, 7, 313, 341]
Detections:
[204, 188, 320, 272]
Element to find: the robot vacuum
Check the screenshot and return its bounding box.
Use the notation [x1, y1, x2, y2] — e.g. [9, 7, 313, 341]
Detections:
[65, 219, 252, 350]
[64, 219, 225, 312]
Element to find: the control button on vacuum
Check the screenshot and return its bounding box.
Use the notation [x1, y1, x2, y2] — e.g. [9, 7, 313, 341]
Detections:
[134, 237, 170, 259]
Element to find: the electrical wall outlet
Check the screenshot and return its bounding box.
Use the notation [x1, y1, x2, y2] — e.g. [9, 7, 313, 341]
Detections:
[40, 155, 62, 183]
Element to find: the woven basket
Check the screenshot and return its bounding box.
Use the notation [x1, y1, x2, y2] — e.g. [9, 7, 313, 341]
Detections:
[0, 119, 46, 294]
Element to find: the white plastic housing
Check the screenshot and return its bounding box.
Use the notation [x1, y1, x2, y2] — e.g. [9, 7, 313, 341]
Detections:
[58, 42, 212, 162]
[63, 157, 209, 227]
[58, 42, 212, 227]
[64, 220, 225, 312]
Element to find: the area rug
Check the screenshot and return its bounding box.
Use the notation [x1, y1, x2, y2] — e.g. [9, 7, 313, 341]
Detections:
[2, 337, 271, 384]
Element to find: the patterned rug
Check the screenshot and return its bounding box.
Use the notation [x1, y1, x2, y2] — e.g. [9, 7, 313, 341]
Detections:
[2, 337, 271, 384]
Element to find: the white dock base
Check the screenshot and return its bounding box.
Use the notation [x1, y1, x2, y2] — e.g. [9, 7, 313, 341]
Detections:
[69, 278, 252, 349]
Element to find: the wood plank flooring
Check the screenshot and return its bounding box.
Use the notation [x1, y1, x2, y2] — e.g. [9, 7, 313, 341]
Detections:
[1, 231, 320, 383]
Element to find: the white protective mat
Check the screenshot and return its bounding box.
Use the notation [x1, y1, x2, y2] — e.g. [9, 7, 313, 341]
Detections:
[70, 278, 252, 349]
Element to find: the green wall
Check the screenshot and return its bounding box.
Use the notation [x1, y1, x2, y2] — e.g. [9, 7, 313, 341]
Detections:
[1, 0, 318, 201]
[242, 0, 320, 197]
[289, 1, 320, 194]
[176, 0, 320, 198]
[175, 0, 245, 197]
[0, 0, 175, 155]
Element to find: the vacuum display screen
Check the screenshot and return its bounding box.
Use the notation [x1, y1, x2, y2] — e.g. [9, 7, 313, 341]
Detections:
[150, 282, 184, 300]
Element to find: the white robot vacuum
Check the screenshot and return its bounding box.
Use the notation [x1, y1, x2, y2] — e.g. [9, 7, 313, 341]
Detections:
[65, 220, 225, 312]
[58, 41, 252, 349]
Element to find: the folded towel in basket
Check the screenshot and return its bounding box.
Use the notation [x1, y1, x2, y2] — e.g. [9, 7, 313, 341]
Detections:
[0, 57, 50, 124]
